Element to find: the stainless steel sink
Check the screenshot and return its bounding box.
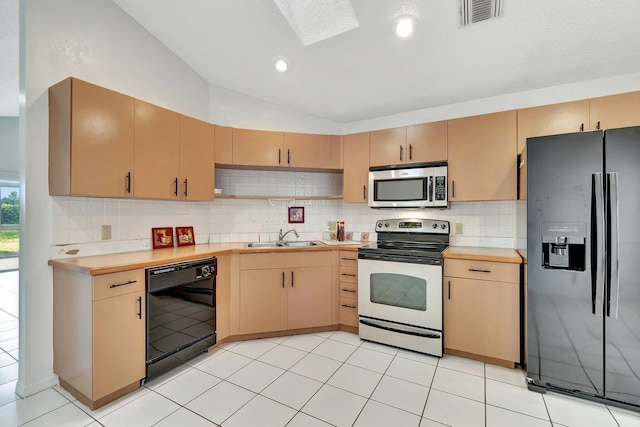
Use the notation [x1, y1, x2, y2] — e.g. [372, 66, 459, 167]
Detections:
[245, 242, 280, 248]
[244, 240, 322, 248]
[281, 240, 321, 247]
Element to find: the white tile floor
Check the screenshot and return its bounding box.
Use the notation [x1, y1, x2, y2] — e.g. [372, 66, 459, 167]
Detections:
[0, 267, 639, 426]
[0, 329, 638, 426]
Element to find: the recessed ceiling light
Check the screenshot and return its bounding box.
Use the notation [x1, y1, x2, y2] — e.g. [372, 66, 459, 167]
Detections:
[394, 15, 416, 38]
[274, 58, 289, 72]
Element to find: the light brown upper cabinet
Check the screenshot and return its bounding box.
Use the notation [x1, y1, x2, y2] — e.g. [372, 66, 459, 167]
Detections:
[134, 102, 214, 201]
[330, 135, 343, 169]
[284, 133, 332, 169]
[370, 127, 407, 167]
[369, 122, 448, 167]
[517, 100, 590, 154]
[448, 111, 517, 201]
[406, 121, 448, 163]
[133, 100, 180, 199]
[232, 128, 284, 167]
[179, 115, 215, 201]
[343, 132, 370, 203]
[49, 77, 135, 197]
[589, 91, 640, 131]
[214, 125, 233, 165]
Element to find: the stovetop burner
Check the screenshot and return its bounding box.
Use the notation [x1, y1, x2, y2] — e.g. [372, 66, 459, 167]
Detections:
[359, 219, 450, 265]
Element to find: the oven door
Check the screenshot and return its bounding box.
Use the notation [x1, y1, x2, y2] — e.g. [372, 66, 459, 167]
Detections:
[358, 258, 442, 329]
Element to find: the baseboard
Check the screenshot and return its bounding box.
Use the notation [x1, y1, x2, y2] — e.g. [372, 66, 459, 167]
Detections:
[15, 374, 59, 398]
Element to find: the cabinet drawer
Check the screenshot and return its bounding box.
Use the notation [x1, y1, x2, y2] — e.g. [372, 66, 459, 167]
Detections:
[240, 252, 330, 270]
[339, 283, 358, 299]
[444, 259, 519, 283]
[339, 265, 358, 283]
[340, 297, 358, 327]
[93, 270, 145, 301]
[339, 251, 358, 267]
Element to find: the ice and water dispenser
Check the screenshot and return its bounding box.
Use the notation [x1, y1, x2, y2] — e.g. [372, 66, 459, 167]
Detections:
[542, 222, 586, 271]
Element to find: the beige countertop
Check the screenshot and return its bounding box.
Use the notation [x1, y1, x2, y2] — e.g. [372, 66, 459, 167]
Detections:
[444, 246, 523, 264]
[48, 242, 366, 276]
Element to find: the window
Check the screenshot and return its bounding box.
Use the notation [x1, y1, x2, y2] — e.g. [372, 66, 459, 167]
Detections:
[0, 183, 19, 257]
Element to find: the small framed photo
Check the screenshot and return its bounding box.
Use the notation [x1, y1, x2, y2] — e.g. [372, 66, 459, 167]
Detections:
[288, 206, 304, 224]
[176, 226, 195, 246]
[152, 227, 174, 249]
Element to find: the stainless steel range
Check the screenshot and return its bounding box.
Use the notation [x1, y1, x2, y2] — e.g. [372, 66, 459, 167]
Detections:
[358, 218, 449, 356]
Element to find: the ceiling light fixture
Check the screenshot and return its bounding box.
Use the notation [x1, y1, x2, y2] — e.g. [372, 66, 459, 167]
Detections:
[394, 15, 416, 38]
[274, 58, 288, 72]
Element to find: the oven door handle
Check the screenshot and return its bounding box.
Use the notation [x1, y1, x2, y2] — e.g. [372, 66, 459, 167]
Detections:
[359, 319, 441, 339]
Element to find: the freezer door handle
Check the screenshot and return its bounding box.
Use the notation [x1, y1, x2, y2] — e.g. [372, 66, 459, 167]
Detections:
[607, 172, 620, 319]
[592, 172, 605, 317]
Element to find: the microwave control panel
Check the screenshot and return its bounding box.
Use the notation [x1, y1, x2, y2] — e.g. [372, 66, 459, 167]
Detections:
[434, 176, 446, 201]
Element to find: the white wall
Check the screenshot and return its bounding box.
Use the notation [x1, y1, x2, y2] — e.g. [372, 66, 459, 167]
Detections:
[21, 0, 216, 397]
[0, 116, 19, 181]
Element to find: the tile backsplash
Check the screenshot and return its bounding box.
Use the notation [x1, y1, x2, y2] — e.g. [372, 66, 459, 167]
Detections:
[50, 169, 519, 258]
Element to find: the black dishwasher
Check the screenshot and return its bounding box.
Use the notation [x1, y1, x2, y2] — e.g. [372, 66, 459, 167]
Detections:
[145, 257, 216, 380]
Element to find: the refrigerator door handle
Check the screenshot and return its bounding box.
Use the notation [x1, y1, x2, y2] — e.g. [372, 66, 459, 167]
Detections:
[592, 172, 605, 317]
[607, 172, 620, 319]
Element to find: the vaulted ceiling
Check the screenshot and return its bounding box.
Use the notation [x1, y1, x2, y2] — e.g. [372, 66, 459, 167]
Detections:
[2, 1, 640, 122]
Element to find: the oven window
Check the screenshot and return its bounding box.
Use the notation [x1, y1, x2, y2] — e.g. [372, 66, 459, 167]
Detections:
[370, 273, 426, 311]
[374, 178, 426, 201]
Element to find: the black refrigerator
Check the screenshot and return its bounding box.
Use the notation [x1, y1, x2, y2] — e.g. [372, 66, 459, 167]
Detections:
[527, 126, 640, 409]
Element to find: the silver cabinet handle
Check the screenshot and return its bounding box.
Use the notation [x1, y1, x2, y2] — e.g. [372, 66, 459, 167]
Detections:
[126, 172, 132, 193]
[183, 179, 188, 197]
[137, 296, 142, 319]
[291, 271, 294, 287]
[363, 185, 366, 200]
[173, 178, 178, 196]
[341, 273, 357, 277]
[282, 271, 285, 288]
[109, 280, 137, 289]
[341, 288, 356, 293]
[399, 145, 403, 161]
[340, 257, 356, 262]
[341, 304, 356, 309]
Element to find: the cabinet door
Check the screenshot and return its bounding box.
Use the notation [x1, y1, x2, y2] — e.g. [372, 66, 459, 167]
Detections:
[517, 100, 589, 154]
[214, 125, 233, 165]
[288, 266, 332, 329]
[444, 277, 519, 362]
[134, 100, 180, 199]
[330, 135, 343, 169]
[232, 129, 284, 167]
[448, 110, 517, 201]
[406, 121, 448, 163]
[179, 115, 214, 201]
[51, 78, 135, 197]
[369, 127, 407, 167]
[93, 290, 145, 400]
[285, 133, 332, 169]
[239, 269, 287, 334]
[590, 92, 640, 130]
[343, 132, 370, 203]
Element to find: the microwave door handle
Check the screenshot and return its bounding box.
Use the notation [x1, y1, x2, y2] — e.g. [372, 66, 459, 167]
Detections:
[428, 176, 433, 202]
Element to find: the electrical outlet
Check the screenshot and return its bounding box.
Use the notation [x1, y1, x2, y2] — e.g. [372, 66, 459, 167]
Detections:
[101, 225, 112, 240]
[454, 223, 463, 235]
[361, 232, 369, 242]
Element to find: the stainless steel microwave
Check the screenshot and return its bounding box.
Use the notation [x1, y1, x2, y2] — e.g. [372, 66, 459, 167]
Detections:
[368, 163, 448, 208]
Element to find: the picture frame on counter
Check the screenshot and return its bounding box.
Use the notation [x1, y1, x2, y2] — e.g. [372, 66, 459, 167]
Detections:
[152, 227, 174, 249]
[288, 206, 304, 224]
[176, 226, 195, 246]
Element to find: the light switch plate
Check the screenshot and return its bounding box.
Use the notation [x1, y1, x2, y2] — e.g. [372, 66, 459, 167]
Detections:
[454, 223, 463, 235]
[101, 225, 112, 240]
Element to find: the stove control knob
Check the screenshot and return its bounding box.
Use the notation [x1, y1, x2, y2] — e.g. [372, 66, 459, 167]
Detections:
[441, 224, 447, 229]
[385, 223, 390, 228]
[432, 223, 438, 229]
[377, 223, 383, 228]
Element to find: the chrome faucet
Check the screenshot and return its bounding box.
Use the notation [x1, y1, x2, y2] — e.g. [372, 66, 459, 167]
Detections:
[278, 228, 299, 241]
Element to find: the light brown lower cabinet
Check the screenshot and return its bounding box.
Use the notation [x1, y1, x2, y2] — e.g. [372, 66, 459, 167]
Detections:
[443, 259, 520, 367]
[238, 252, 332, 334]
[53, 268, 146, 409]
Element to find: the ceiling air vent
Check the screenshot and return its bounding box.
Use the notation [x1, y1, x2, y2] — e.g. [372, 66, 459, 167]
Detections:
[460, 0, 503, 26]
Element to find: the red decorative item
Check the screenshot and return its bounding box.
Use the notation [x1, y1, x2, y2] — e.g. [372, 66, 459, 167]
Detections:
[288, 207, 304, 223]
[176, 226, 195, 246]
[152, 227, 174, 249]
